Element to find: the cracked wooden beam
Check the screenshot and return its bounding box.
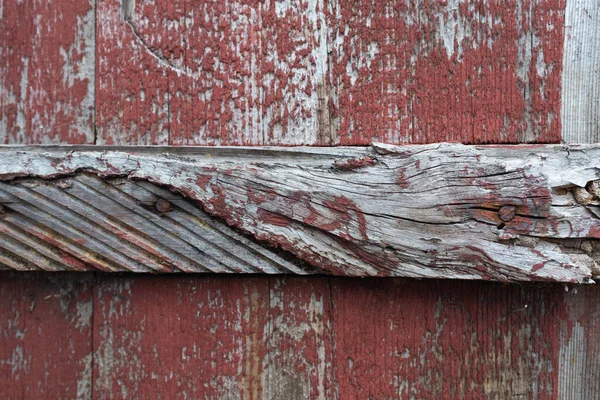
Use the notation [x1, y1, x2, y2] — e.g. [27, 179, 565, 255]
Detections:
[0, 143, 599, 283]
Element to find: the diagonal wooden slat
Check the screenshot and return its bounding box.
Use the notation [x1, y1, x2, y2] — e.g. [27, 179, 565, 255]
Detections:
[0, 143, 599, 282]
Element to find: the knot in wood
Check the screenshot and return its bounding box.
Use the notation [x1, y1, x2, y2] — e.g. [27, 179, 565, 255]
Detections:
[155, 198, 171, 213]
[498, 205, 516, 222]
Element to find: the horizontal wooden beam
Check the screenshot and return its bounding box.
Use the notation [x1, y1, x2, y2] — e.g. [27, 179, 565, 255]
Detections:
[1, 143, 599, 283]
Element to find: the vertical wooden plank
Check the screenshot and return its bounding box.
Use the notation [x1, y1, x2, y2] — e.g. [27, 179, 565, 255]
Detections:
[95, 0, 170, 145]
[0, 0, 95, 144]
[0, 272, 93, 399]
[561, 0, 600, 144]
[92, 276, 270, 399]
[330, 0, 565, 144]
[330, 279, 560, 399]
[265, 277, 335, 399]
[257, 0, 334, 146]
[558, 286, 600, 398]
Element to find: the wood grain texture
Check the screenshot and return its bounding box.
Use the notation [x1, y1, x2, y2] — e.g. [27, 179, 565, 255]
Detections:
[332, 0, 565, 145]
[5, 273, 600, 399]
[92, 276, 270, 399]
[330, 279, 561, 399]
[92, 276, 335, 399]
[0, 0, 95, 144]
[561, 0, 600, 144]
[0, 174, 304, 274]
[558, 284, 600, 399]
[96, 0, 333, 146]
[95, 0, 566, 145]
[264, 277, 335, 399]
[1, 144, 600, 282]
[0, 273, 93, 399]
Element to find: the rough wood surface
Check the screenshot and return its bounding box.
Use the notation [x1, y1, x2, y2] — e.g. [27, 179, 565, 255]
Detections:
[95, 0, 566, 145]
[0, 174, 303, 274]
[5, 272, 600, 399]
[1, 144, 599, 282]
[0, 273, 93, 399]
[4, 1, 599, 145]
[561, 0, 600, 144]
[0, 0, 95, 144]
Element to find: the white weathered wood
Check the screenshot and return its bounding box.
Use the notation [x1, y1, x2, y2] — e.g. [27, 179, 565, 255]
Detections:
[562, 0, 600, 144]
[0, 143, 599, 282]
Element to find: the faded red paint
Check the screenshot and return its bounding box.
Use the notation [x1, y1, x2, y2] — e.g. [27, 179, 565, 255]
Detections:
[95, 0, 565, 145]
[3, 0, 596, 398]
[588, 225, 600, 238]
[331, 278, 562, 398]
[0, 273, 93, 398]
[92, 276, 270, 399]
[334, 0, 565, 145]
[4, 274, 600, 398]
[1, 0, 94, 144]
[257, 208, 291, 228]
[96, 0, 334, 145]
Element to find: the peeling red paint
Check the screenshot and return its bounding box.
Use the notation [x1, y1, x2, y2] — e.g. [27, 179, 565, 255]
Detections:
[588, 225, 600, 238]
[532, 262, 547, 272]
[5, 273, 600, 398]
[0, 273, 93, 398]
[195, 174, 211, 191]
[92, 276, 270, 399]
[257, 209, 291, 228]
[333, 0, 565, 145]
[95, 0, 565, 145]
[333, 156, 376, 171]
[1, 0, 94, 144]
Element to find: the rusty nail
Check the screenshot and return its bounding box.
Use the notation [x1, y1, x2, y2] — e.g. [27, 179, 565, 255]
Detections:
[155, 198, 171, 213]
[498, 205, 516, 222]
[56, 179, 73, 189]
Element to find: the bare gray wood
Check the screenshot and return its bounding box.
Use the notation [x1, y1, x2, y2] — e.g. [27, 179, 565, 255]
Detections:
[562, 0, 600, 144]
[0, 143, 599, 282]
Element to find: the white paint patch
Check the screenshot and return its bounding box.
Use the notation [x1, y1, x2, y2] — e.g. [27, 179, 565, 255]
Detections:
[437, 0, 496, 59]
[16, 56, 29, 144]
[77, 353, 93, 399]
[10, 345, 31, 378]
[75, 299, 93, 329]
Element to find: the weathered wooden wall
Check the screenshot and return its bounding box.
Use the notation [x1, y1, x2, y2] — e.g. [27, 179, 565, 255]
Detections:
[6, 0, 600, 145]
[4, 0, 599, 146]
[2, 0, 600, 398]
[2, 273, 600, 399]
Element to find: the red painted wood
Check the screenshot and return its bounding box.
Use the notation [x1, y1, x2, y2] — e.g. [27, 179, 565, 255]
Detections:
[264, 278, 335, 398]
[558, 285, 600, 398]
[333, 0, 565, 144]
[96, 0, 565, 145]
[3, 273, 600, 398]
[330, 279, 560, 399]
[0, 273, 93, 399]
[91, 276, 336, 399]
[92, 276, 271, 399]
[0, 0, 95, 144]
[2, 1, 595, 397]
[96, 0, 331, 146]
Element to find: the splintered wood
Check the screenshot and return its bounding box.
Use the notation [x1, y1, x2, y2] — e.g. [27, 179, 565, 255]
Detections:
[1, 144, 599, 282]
